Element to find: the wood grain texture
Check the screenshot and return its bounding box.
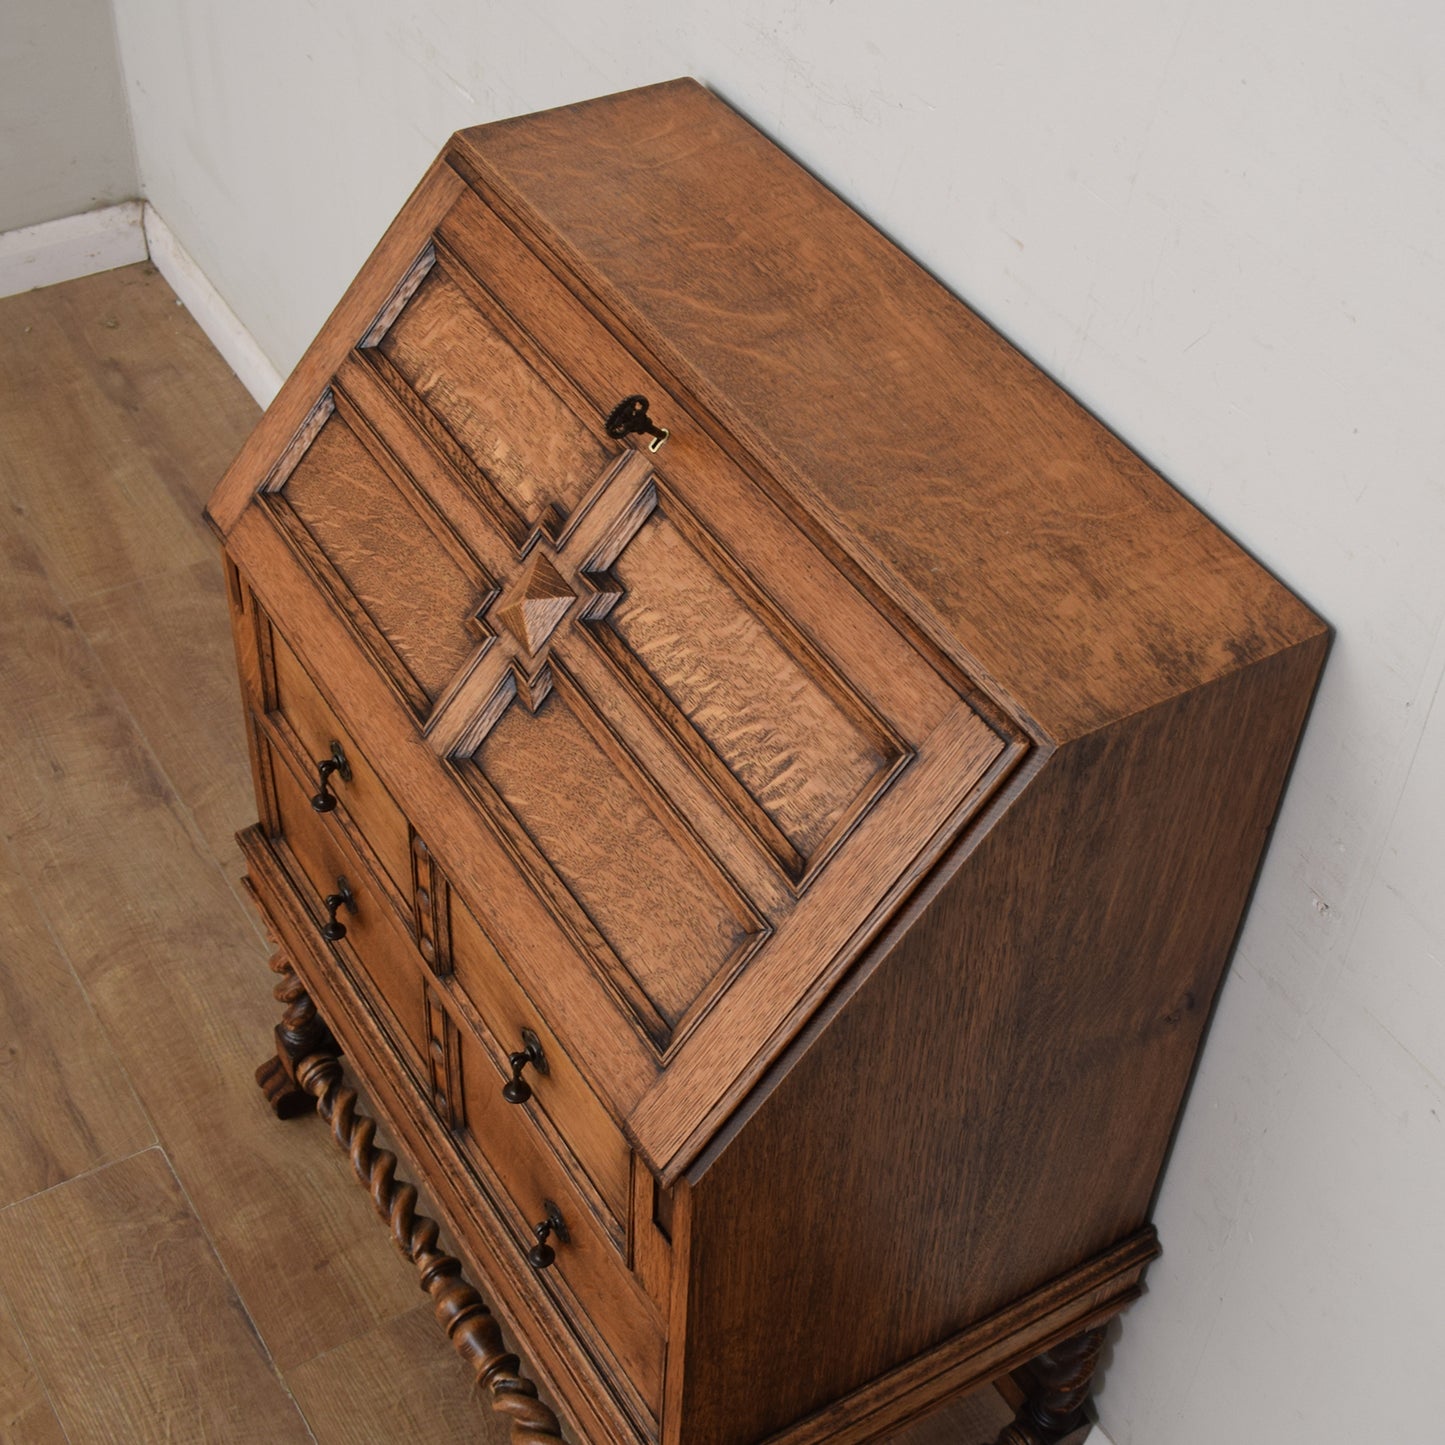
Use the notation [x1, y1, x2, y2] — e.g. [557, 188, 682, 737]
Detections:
[293, 1051, 568, 1444]
[204, 83, 1330, 1445]
[207, 160, 467, 536]
[70, 557, 256, 876]
[219, 304, 1018, 1171]
[453, 80, 1323, 740]
[277, 408, 483, 699]
[268, 621, 415, 899]
[710, 1234, 1152, 1445]
[451, 1017, 667, 1419]
[228, 504, 662, 1112]
[0, 264, 253, 606]
[287, 1302, 514, 1444]
[630, 701, 1013, 1179]
[0, 841, 153, 1208]
[380, 260, 612, 525]
[0, 493, 420, 1374]
[992, 1326, 1106, 1445]
[0, 1149, 309, 1444]
[268, 735, 431, 1065]
[607, 503, 889, 865]
[447, 887, 632, 1230]
[0, 1293, 66, 1445]
[475, 679, 757, 1030]
[243, 829, 646, 1445]
[889, 1387, 1015, 1445]
[674, 636, 1324, 1443]
[1, 263, 548, 1442]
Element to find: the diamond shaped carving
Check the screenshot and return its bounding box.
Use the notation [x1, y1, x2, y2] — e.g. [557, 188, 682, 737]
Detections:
[493, 551, 575, 656]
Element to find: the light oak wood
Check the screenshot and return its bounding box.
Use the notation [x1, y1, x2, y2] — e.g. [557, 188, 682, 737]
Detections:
[0, 1149, 309, 1443]
[287, 1302, 515, 1444]
[70, 558, 257, 878]
[0, 265, 237, 604]
[0, 841, 153, 1208]
[0, 1293, 67, 1445]
[0, 499, 424, 1372]
[379, 256, 614, 523]
[0, 253, 1049, 1445]
[0, 260, 896, 1440]
[278, 404, 485, 700]
[448, 80, 1321, 742]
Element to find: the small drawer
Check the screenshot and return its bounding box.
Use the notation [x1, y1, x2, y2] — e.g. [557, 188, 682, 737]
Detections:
[267, 625, 412, 901]
[269, 740, 428, 1070]
[454, 1027, 665, 1424]
[448, 885, 632, 1231]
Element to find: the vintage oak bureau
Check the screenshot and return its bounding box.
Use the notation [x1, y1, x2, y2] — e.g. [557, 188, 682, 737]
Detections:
[207, 80, 1327, 1445]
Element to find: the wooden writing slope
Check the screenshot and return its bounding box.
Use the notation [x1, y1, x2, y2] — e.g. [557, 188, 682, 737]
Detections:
[207, 79, 1327, 1444]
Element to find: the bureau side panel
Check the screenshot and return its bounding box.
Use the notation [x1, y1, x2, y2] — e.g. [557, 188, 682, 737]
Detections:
[670, 632, 1327, 1444]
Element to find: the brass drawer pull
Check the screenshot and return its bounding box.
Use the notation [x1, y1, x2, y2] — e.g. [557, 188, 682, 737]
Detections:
[604, 394, 669, 451]
[501, 1029, 548, 1105]
[310, 741, 352, 813]
[526, 1200, 569, 1271]
[320, 876, 354, 942]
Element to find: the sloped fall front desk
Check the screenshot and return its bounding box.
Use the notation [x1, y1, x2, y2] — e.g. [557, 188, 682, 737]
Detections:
[207, 79, 1327, 1445]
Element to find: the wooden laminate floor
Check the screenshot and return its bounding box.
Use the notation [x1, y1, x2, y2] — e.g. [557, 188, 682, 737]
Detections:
[0, 265, 1026, 1444]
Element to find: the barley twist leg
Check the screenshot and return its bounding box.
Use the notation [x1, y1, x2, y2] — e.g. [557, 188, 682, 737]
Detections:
[295, 1052, 565, 1443]
[254, 946, 339, 1118]
[992, 1326, 1107, 1445]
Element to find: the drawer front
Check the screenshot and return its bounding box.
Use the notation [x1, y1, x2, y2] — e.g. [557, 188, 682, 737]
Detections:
[453, 1025, 665, 1425]
[268, 739, 429, 1070]
[447, 882, 631, 1232]
[267, 625, 412, 902]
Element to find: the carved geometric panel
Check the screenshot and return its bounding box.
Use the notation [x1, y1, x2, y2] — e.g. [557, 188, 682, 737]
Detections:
[600, 504, 903, 881]
[378, 264, 612, 525]
[275, 408, 486, 701]
[469, 674, 762, 1036]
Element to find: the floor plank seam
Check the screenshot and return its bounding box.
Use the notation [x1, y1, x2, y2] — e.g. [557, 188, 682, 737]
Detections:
[156, 1150, 321, 1444]
[0, 1144, 163, 1218]
[0, 1281, 74, 1443]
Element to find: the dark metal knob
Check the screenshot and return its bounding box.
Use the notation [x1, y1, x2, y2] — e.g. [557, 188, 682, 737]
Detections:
[310, 742, 352, 813]
[526, 1201, 569, 1270]
[320, 877, 354, 941]
[604, 394, 669, 451]
[501, 1030, 547, 1105]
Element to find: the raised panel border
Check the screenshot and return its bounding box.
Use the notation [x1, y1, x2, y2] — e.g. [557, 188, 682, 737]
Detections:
[357, 232, 625, 549]
[257, 383, 496, 720]
[454, 659, 772, 1058]
[580, 480, 914, 891]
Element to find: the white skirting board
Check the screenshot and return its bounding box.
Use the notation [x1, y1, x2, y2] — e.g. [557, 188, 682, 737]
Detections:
[1086, 1426, 1115, 1443]
[143, 206, 282, 409]
[0, 202, 147, 300]
[0, 201, 282, 410]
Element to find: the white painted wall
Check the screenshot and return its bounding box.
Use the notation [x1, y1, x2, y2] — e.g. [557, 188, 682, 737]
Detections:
[105, 3, 1444, 1440]
[0, 0, 136, 232]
